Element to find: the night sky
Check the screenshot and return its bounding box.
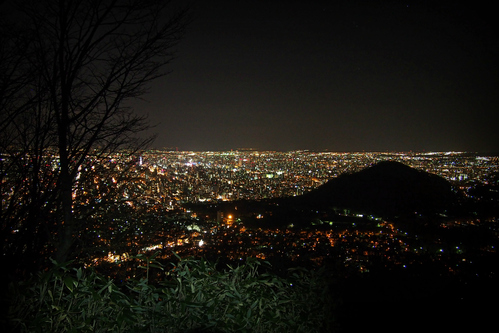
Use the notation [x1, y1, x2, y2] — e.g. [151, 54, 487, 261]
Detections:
[131, 0, 498, 152]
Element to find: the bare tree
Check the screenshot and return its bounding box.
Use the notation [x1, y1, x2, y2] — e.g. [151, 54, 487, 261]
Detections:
[1, 0, 189, 268]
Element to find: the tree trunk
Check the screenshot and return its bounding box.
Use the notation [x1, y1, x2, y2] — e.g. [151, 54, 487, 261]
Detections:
[55, 167, 74, 263]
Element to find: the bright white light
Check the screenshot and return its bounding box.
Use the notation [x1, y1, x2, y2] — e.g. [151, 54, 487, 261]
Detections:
[199, 240, 204, 247]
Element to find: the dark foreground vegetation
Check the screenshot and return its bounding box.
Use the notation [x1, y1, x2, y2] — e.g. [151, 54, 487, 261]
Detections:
[5, 249, 499, 333]
[4, 255, 336, 333]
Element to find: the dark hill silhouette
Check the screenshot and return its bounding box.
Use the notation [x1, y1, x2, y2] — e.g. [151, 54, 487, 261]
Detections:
[298, 161, 457, 218]
[187, 161, 460, 228]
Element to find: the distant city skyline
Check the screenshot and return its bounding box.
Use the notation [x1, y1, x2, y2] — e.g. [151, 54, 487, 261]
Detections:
[130, 0, 499, 153]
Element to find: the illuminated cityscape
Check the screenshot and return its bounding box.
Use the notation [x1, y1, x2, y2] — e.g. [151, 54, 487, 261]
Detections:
[3, 150, 497, 270]
[53, 150, 498, 284]
[132, 150, 497, 205]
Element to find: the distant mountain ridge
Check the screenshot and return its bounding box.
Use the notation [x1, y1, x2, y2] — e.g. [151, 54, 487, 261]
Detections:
[299, 160, 457, 218]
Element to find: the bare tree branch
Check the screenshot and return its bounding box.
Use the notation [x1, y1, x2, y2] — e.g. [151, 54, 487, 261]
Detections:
[1, 0, 189, 269]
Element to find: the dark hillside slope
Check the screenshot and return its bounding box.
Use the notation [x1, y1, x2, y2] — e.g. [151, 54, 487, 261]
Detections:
[300, 161, 457, 218]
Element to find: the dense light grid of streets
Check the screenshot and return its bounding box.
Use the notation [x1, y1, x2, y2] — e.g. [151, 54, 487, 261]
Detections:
[135, 150, 497, 206]
[51, 150, 496, 279]
[3, 150, 497, 279]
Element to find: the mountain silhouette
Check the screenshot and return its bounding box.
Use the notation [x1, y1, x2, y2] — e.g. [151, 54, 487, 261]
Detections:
[188, 161, 460, 228]
[298, 161, 457, 218]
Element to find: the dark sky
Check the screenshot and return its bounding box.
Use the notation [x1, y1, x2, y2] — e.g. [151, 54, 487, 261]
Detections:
[132, 0, 498, 152]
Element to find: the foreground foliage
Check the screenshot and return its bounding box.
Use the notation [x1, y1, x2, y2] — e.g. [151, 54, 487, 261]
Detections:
[7, 256, 336, 332]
